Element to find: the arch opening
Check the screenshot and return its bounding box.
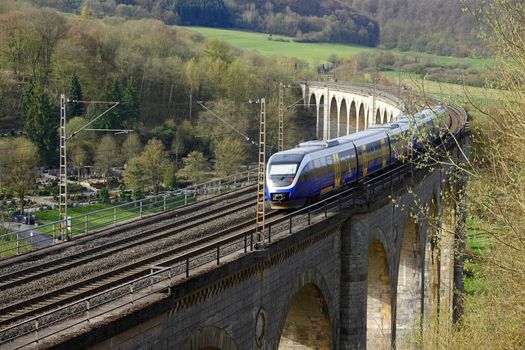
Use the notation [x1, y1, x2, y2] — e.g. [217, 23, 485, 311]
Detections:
[383, 110, 388, 124]
[329, 97, 338, 139]
[396, 215, 423, 346]
[375, 109, 382, 125]
[340, 99, 348, 136]
[358, 103, 366, 131]
[308, 93, 316, 111]
[367, 240, 391, 350]
[278, 283, 332, 349]
[349, 101, 357, 133]
[318, 95, 325, 140]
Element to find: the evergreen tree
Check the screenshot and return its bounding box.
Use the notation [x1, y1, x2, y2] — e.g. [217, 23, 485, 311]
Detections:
[68, 73, 85, 117]
[99, 80, 122, 130]
[23, 78, 58, 166]
[122, 79, 140, 129]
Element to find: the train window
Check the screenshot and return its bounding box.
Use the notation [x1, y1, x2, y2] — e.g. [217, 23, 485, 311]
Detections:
[326, 156, 333, 165]
[269, 163, 298, 175]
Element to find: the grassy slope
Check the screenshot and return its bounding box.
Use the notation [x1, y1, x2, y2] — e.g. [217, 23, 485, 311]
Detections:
[182, 26, 491, 68]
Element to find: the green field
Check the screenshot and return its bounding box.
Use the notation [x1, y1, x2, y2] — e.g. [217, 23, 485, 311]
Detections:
[381, 71, 501, 105]
[181, 26, 490, 69]
[34, 196, 196, 237]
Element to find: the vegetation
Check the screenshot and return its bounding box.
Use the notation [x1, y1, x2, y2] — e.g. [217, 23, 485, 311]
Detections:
[401, 0, 525, 348]
[177, 151, 209, 184]
[0, 138, 39, 215]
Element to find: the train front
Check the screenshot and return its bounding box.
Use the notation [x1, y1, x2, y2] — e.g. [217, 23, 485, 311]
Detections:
[265, 152, 305, 209]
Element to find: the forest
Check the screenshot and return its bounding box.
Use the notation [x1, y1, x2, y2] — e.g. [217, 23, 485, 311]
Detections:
[26, 0, 483, 55]
[0, 0, 313, 179]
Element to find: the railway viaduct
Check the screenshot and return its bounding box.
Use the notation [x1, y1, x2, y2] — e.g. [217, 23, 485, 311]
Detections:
[301, 82, 404, 140]
[5, 83, 468, 350]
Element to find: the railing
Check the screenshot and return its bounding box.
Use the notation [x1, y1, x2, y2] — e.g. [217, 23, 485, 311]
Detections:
[0, 108, 469, 349]
[0, 170, 257, 260]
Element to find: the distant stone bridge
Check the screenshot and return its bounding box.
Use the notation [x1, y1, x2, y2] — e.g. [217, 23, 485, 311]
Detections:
[31, 84, 467, 350]
[301, 82, 404, 140]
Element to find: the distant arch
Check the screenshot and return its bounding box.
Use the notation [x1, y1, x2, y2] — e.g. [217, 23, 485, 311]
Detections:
[367, 239, 392, 349]
[375, 109, 382, 125]
[340, 99, 348, 136]
[349, 101, 357, 133]
[318, 95, 325, 140]
[383, 110, 388, 124]
[329, 97, 338, 139]
[358, 103, 366, 131]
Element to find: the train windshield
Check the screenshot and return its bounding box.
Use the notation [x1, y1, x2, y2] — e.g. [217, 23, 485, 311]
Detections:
[269, 164, 298, 176]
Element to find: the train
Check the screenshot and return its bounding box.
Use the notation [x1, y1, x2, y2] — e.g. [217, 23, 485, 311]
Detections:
[265, 105, 451, 209]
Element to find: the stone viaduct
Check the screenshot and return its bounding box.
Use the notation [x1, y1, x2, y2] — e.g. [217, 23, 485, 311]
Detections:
[301, 82, 404, 140]
[37, 84, 466, 350]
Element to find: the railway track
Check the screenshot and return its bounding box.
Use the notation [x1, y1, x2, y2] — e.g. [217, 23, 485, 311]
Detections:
[0, 207, 283, 329]
[0, 184, 256, 277]
[0, 186, 262, 325]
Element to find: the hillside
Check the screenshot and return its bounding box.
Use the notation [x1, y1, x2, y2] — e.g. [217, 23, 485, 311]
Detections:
[27, 0, 482, 56]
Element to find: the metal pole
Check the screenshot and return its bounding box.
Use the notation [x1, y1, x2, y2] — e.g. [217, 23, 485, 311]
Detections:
[255, 98, 266, 249]
[278, 83, 284, 152]
[59, 94, 68, 240]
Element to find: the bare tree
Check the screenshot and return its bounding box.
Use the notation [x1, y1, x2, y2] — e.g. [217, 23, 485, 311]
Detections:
[94, 135, 118, 184]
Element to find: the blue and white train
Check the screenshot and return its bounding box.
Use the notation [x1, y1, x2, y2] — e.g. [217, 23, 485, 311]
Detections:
[265, 106, 450, 209]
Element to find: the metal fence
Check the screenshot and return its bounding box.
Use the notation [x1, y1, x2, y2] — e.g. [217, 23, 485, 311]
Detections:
[0, 170, 257, 260]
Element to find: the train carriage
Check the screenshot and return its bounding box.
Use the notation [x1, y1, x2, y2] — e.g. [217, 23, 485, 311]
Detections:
[266, 105, 450, 209]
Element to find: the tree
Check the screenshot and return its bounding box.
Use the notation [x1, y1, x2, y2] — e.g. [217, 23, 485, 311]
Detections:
[99, 80, 122, 129]
[69, 145, 87, 183]
[94, 135, 118, 184]
[140, 138, 171, 195]
[121, 78, 140, 128]
[123, 138, 171, 196]
[177, 151, 208, 184]
[214, 138, 246, 176]
[122, 133, 142, 164]
[68, 73, 85, 117]
[171, 130, 186, 169]
[123, 156, 145, 199]
[0, 138, 38, 215]
[23, 77, 58, 166]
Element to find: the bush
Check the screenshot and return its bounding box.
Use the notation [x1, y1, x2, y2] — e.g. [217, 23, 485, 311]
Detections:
[98, 187, 110, 204]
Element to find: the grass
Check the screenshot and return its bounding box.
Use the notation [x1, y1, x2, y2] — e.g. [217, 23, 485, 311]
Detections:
[181, 26, 491, 69]
[381, 71, 501, 106]
[34, 195, 197, 237]
[464, 216, 490, 295]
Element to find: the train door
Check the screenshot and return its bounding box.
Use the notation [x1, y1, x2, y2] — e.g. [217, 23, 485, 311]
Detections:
[380, 138, 389, 168]
[361, 144, 368, 177]
[333, 153, 341, 188]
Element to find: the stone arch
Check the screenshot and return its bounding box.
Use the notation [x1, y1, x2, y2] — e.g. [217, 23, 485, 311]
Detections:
[383, 109, 388, 124]
[358, 103, 366, 131]
[440, 181, 456, 317]
[367, 239, 392, 350]
[276, 269, 334, 350]
[396, 214, 423, 346]
[318, 95, 325, 140]
[308, 93, 316, 111]
[424, 193, 441, 321]
[340, 98, 348, 136]
[183, 326, 238, 350]
[349, 100, 357, 133]
[329, 96, 338, 139]
[375, 109, 381, 125]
